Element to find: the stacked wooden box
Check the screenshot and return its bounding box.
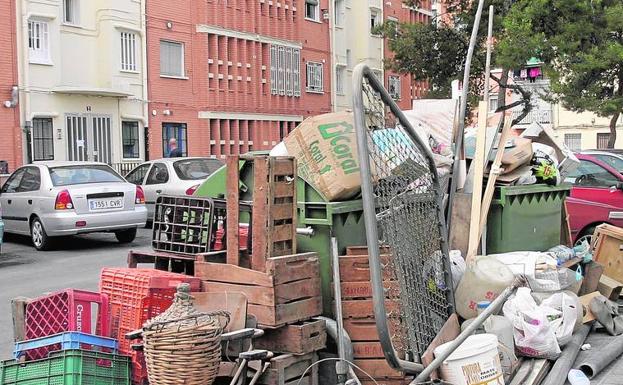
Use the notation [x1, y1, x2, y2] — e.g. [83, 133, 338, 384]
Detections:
[339, 246, 408, 384]
[195, 155, 324, 385]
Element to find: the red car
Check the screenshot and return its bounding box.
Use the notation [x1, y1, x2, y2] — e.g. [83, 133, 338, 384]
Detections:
[565, 154, 623, 245]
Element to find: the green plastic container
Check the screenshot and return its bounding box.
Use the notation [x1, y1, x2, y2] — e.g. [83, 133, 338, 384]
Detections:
[194, 156, 367, 316]
[486, 184, 571, 254]
[0, 350, 131, 385]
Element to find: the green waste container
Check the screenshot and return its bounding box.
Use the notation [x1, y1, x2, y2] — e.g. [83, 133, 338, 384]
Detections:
[194, 156, 367, 316]
[486, 184, 571, 254]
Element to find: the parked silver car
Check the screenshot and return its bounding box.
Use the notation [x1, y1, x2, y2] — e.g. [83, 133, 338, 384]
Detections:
[0, 162, 147, 250]
[125, 157, 224, 220]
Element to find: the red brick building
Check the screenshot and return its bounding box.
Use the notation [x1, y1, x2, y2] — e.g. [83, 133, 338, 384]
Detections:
[146, 0, 332, 159]
[0, 0, 22, 173]
[384, 0, 432, 110]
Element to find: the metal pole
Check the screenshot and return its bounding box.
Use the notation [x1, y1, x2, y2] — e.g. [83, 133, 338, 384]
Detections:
[332, 237, 348, 385]
[540, 323, 592, 385]
[446, 0, 486, 230]
[413, 278, 523, 383]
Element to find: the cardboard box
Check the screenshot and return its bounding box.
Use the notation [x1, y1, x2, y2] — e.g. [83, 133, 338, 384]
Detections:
[283, 111, 361, 201]
[499, 137, 533, 174]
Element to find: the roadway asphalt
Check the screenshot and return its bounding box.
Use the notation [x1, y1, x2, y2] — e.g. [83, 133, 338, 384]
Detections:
[0, 227, 152, 358]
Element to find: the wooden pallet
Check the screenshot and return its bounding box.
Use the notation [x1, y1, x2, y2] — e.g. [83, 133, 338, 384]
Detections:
[227, 155, 297, 271]
[255, 319, 326, 355]
[195, 253, 322, 328]
[127, 249, 250, 275]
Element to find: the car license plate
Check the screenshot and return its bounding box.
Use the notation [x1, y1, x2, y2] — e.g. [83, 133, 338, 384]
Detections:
[89, 197, 124, 211]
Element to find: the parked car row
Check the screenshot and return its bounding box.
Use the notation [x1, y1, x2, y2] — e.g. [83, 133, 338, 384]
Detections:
[1, 151, 622, 251]
[0, 157, 224, 251]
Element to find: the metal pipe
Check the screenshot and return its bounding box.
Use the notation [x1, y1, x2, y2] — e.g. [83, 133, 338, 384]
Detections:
[446, 0, 486, 230]
[540, 323, 592, 385]
[296, 227, 315, 236]
[578, 332, 623, 378]
[413, 278, 523, 383]
[315, 316, 360, 384]
[332, 237, 348, 385]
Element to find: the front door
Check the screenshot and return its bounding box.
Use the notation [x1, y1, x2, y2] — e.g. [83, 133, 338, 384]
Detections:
[66, 114, 113, 163]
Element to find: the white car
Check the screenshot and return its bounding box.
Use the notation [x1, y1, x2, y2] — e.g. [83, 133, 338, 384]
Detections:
[0, 162, 147, 250]
[125, 157, 224, 220]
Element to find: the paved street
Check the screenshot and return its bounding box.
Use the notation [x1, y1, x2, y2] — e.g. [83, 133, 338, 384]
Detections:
[0, 227, 152, 358]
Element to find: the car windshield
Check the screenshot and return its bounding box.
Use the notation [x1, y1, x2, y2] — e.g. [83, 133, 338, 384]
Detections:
[173, 159, 223, 180]
[49, 165, 125, 186]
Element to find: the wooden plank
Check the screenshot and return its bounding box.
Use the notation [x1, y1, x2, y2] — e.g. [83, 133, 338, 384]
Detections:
[343, 318, 379, 341]
[191, 292, 246, 333]
[466, 101, 489, 261]
[255, 319, 326, 355]
[273, 224, 294, 242]
[421, 313, 460, 379]
[579, 261, 604, 296]
[11, 297, 29, 342]
[252, 297, 322, 328]
[338, 254, 394, 282]
[561, 200, 573, 247]
[352, 341, 385, 359]
[272, 203, 294, 220]
[226, 155, 241, 265]
[273, 182, 295, 198]
[352, 359, 403, 379]
[448, 192, 471, 257]
[346, 246, 370, 256]
[340, 281, 399, 300]
[204, 278, 320, 307]
[340, 299, 400, 319]
[253, 353, 318, 385]
[195, 261, 274, 287]
[477, 116, 513, 245]
[252, 156, 270, 271]
[266, 253, 318, 285]
[598, 275, 623, 300]
[271, 159, 295, 176]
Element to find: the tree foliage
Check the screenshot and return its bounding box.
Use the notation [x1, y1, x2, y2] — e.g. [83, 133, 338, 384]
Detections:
[382, 0, 623, 145]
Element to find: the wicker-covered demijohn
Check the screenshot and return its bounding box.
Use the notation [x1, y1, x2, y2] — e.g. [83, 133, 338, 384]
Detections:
[142, 283, 230, 385]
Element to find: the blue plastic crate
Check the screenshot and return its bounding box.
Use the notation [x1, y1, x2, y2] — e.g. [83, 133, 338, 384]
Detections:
[14, 332, 118, 360]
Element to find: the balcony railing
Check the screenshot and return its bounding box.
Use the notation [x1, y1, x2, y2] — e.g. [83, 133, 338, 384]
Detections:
[511, 109, 552, 125]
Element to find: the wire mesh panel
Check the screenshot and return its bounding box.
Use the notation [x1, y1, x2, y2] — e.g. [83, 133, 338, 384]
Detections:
[352, 63, 454, 373]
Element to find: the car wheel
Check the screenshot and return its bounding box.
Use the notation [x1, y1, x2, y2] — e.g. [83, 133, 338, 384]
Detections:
[31, 217, 52, 251]
[575, 225, 597, 248]
[116, 228, 137, 244]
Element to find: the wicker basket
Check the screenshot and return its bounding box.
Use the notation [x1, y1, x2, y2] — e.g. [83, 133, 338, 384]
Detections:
[142, 283, 230, 385]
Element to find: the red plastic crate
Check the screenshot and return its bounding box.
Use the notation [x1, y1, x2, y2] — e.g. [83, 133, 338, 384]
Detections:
[24, 289, 110, 360]
[213, 224, 249, 251]
[99, 268, 200, 384]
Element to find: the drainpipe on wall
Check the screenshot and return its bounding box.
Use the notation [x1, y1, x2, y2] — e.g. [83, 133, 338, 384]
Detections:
[16, 0, 32, 164]
[140, 0, 149, 161]
[328, 0, 336, 112]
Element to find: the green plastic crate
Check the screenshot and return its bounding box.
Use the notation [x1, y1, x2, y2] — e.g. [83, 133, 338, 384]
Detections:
[0, 350, 131, 385]
[486, 184, 571, 254]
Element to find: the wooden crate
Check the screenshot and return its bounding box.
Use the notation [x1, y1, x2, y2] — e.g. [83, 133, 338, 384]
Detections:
[592, 224, 623, 283]
[255, 319, 326, 355]
[343, 318, 379, 341]
[227, 155, 297, 271]
[252, 353, 318, 385]
[195, 253, 322, 328]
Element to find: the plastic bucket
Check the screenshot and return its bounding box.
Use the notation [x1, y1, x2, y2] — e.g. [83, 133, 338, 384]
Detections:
[433, 334, 504, 385]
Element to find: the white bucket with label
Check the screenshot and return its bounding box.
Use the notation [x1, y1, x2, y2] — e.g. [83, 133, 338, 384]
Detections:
[433, 333, 504, 385]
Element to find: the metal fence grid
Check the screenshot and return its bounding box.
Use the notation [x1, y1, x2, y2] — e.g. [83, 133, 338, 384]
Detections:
[352, 63, 455, 372]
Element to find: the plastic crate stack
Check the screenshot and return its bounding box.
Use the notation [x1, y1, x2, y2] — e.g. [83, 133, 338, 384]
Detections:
[0, 289, 131, 385]
[99, 268, 201, 384]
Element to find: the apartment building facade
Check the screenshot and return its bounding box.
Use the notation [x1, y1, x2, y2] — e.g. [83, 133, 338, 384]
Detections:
[0, 0, 21, 173]
[146, 0, 332, 159]
[329, 0, 430, 112]
[14, 0, 148, 170]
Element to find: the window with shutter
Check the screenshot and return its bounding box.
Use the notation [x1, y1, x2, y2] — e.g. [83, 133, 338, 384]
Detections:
[160, 40, 184, 77]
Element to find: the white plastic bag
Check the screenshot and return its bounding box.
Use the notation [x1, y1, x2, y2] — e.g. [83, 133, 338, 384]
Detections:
[540, 292, 579, 346]
[449, 250, 466, 291]
[503, 287, 562, 359]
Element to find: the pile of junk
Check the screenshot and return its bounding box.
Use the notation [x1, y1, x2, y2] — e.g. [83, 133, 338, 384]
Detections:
[4, 64, 623, 385]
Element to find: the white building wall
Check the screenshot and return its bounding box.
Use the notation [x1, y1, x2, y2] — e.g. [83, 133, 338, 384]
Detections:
[16, 0, 147, 166]
[330, 0, 384, 111]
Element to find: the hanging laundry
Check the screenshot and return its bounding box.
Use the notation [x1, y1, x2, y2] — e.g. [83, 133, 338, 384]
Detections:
[529, 67, 542, 79]
[520, 69, 528, 79]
